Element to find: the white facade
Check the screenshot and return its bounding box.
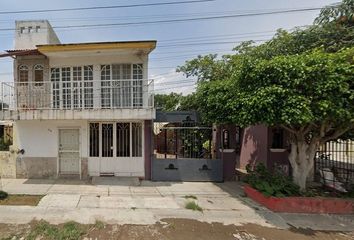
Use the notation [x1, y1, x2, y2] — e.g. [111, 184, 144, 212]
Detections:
[15, 20, 60, 50]
[3, 20, 156, 179]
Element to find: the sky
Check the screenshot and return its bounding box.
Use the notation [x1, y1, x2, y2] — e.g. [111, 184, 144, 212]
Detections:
[0, 0, 339, 94]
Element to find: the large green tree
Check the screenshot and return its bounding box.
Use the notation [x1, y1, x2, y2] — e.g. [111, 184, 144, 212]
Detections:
[178, 0, 354, 190]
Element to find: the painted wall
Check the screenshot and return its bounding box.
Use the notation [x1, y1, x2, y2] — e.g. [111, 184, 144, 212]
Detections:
[215, 124, 239, 180]
[14, 120, 88, 158]
[239, 125, 269, 169]
[15, 20, 60, 50]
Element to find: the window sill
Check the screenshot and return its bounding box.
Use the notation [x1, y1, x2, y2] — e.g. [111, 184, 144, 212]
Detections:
[219, 149, 235, 153]
[269, 148, 287, 153]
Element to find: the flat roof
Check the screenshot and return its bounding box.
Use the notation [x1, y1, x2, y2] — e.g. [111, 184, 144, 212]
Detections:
[37, 40, 157, 53]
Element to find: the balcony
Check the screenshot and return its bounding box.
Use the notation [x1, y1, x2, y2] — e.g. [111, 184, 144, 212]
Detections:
[0, 79, 155, 120]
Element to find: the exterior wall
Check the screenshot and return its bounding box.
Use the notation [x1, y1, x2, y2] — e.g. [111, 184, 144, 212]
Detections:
[144, 120, 153, 180]
[15, 20, 60, 50]
[0, 150, 16, 178]
[215, 124, 239, 180]
[13, 120, 88, 179]
[267, 127, 291, 175]
[14, 55, 51, 109]
[239, 125, 269, 169]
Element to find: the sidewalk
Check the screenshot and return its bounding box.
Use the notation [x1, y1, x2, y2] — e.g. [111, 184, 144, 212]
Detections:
[0, 178, 353, 232]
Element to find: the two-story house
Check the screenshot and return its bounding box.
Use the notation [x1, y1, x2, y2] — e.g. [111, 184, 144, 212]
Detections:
[0, 20, 156, 179]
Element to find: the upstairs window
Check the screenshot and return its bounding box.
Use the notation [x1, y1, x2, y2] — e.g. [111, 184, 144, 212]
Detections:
[28, 26, 33, 33]
[35, 26, 41, 32]
[34, 64, 44, 86]
[20, 27, 25, 34]
[18, 65, 29, 85]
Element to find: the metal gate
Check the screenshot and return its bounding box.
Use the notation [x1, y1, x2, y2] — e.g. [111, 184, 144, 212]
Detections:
[59, 129, 80, 174]
[315, 140, 354, 183]
[152, 121, 223, 182]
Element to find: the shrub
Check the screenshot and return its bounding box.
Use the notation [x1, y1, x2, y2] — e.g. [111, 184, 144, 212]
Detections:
[244, 163, 300, 197]
[0, 190, 8, 200]
[185, 201, 203, 212]
[0, 138, 11, 151]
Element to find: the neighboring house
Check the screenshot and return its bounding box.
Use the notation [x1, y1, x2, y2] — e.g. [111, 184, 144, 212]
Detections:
[0, 20, 156, 179]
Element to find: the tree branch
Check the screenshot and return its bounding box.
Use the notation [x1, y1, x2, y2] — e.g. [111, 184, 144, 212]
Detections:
[322, 125, 353, 143]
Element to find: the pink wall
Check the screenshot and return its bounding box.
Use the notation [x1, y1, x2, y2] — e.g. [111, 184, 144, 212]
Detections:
[144, 120, 153, 180]
[239, 125, 269, 169]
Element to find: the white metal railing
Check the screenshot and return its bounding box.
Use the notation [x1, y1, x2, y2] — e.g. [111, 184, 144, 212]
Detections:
[0, 79, 154, 110]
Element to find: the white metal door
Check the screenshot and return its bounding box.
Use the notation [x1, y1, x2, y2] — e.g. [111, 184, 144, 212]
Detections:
[100, 123, 115, 174]
[59, 129, 80, 174]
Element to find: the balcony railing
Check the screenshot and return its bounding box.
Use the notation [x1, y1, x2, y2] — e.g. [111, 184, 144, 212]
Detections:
[0, 79, 154, 110]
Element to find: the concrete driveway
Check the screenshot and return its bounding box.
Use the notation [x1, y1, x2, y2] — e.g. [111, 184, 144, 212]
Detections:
[0, 178, 353, 232]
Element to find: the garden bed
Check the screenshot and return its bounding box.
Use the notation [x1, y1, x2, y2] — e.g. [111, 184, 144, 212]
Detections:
[244, 185, 354, 214]
[0, 195, 44, 206]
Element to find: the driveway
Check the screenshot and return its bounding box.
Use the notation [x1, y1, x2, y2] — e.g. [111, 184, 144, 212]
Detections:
[0, 178, 353, 232]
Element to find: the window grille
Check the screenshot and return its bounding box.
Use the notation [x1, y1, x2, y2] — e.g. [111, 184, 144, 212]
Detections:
[18, 65, 29, 85]
[116, 123, 130, 157]
[34, 64, 44, 86]
[89, 123, 100, 157]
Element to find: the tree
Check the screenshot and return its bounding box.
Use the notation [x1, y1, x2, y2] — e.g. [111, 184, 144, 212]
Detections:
[234, 49, 354, 190]
[178, 0, 354, 190]
[154, 93, 182, 111]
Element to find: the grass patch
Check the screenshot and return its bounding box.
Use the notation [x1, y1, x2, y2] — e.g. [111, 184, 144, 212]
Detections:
[28, 220, 86, 240]
[185, 201, 203, 212]
[0, 195, 44, 206]
[184, 195, 197, 200]
[94, 220, 105, 230]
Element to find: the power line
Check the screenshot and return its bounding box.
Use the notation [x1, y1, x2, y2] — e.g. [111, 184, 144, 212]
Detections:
[0, 0, 215, 15]
[0, 7, 327, 32]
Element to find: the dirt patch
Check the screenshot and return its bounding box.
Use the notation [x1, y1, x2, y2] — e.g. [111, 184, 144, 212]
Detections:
[0, 195, 44, 206]
[0, 218, 353, 240]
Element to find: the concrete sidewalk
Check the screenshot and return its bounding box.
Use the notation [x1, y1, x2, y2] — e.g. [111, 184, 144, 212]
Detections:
[0, 178, 353, 232]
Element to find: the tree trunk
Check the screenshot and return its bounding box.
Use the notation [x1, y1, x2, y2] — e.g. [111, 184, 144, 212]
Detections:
[288, 139, 318, 191]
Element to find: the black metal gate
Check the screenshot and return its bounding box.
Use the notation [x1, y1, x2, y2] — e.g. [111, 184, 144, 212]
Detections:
[314, 140, 354, 183]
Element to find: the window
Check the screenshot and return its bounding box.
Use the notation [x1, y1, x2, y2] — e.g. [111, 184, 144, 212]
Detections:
[35, 26, 41, 32]
[132, 122, 142, 157]
[18, 65, 29, 85]
[223, 130, 230, 149]
[133, 64, 143, 107]
[28, 26, 33, 33]
[101, 64, 144, 108]
[89, 123, 100, 157]
[34, 64, 44, 86]
[20, 27, 25, 34]
[272, 128, 284, 149]
[51, 68, 60, 108]
[116, 123, 130, 157]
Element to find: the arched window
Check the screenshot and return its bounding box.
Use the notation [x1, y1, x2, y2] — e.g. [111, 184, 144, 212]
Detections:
[34, 64, 44, 86]
[18, 65, 29, 85]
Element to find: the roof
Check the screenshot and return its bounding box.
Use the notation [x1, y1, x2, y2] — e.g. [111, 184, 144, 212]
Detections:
[0, 49, 42, 58]
[37, 40, 157, 53]
[155, 111, 200, 123]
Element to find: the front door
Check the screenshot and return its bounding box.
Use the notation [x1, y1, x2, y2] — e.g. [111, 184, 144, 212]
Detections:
[88, 122, 144, 176]
[59, 129, 80, 174]
[100, 123, 115, 174]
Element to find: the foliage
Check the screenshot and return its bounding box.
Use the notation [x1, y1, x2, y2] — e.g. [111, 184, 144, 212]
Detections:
[184, 195, 198, 200]
[244, 163, 300, 197]
[176, 0, 354, 189]
[154, 92, 199, 112]
[185, 201, 203, 212]
[155, 93, 182, 111]
[28, 220, 86, 240]
[0, 138, 12, 151]
[0, 190, 8, 200]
